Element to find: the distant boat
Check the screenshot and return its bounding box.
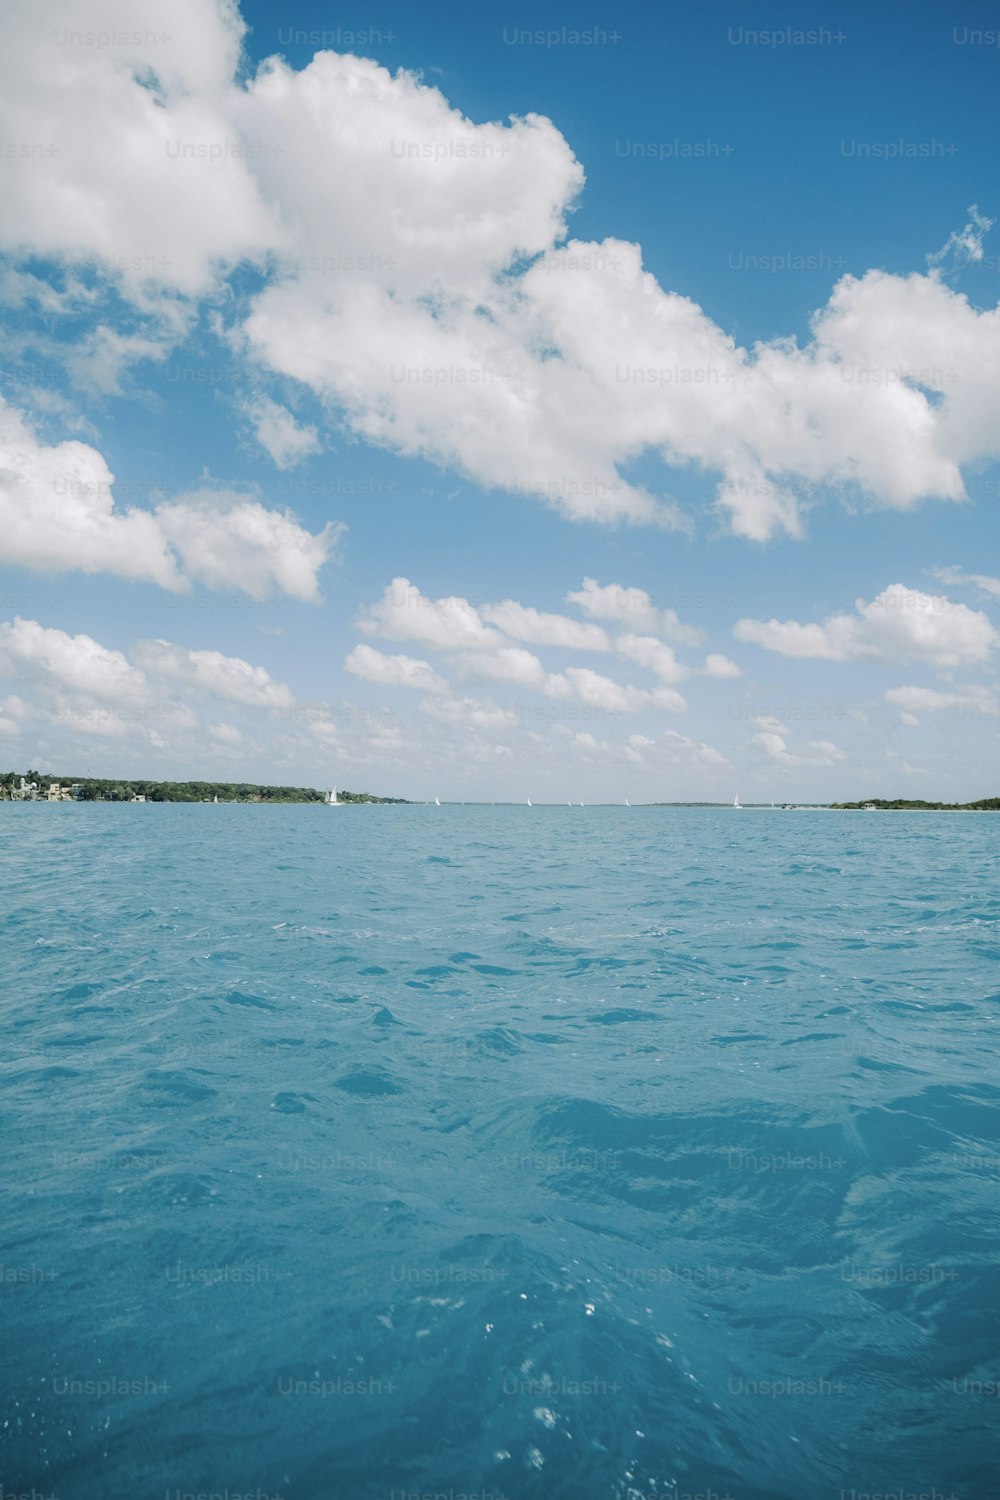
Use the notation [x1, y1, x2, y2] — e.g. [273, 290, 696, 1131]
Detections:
[733, 793, 742, 809]
[435, 796, 441, 807]
[625, 798, 630, 807]
[213, 795, 218, 804]
[326, 787, 340, 806]
[526, 797, 532, 807]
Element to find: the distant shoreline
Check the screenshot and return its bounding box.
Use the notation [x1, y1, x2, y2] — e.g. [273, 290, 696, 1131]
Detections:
[828, 798, 1000, 812]
[0, 774, 404, 804]
[2, 778, 996, 811]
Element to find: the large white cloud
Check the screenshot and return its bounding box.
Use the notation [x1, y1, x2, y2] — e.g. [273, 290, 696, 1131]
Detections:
[357, 577, 506, 651]
[154, 488, 340, 602]
[3, 8, 999, 538]
[545, 666, 685, 715]
[0, 616, 148, 703]
[479, 600, 610, 651]
[451, 647, 549, 690]
[0, 398, 339, 598]
[0, 0, 274, 299]
[344, 643, 448, 694]
[0, 398, 182, 588]
[0, 618, 207, 748]
[132, 638, 295, 708]
[566, 579, 705, 644]
[241, 221, 1000, 533]
[734, 584, 998, 668]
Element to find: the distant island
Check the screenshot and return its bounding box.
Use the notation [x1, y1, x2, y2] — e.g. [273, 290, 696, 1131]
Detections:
[830, 798, 1000, 811]
[0, 772, 405, 804]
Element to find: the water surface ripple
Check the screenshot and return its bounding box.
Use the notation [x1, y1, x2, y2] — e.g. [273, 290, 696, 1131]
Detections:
[2, 805, 998, 1498]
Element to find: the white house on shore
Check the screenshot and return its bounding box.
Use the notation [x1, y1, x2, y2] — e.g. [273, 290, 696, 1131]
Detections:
[5, 779, 81, 802]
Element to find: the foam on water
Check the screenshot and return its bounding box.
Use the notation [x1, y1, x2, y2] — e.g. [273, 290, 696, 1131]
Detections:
[1, 804, 998, 1498]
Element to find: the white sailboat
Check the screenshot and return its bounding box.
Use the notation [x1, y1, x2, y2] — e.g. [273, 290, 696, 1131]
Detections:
[625, 798, 630, 807]
[326, 786, 339, 805]
[526, 796, 532, 807]
[435, 796, 441, 806]
[733, 793, 742, 809]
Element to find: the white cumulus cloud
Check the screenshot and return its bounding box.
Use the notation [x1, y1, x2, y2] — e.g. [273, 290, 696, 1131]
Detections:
[0, 399, 338, 599]
[0, 398, 181, 589]
[133, 639, 295, 709]
[242, 395, 322, 469]
[344, 643, 448, 694]
[6, 20, 998, 537]
[480, 600, 610, 651]
[751, 728, 847, 766]
[703, 653, 741, 678]
[357, 577, 507, 651]
[734, 584, 998, 668]
[0, 616, 148, 704]
[567, 578, 705, 644]
[615, 633, 688, 684]
[452, 647, 548, 690]
[545, 666, 686, 715]
[154, 488, 340, 602]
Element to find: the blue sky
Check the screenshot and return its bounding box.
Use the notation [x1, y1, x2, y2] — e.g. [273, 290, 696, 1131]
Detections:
[1, 0, 998, 800]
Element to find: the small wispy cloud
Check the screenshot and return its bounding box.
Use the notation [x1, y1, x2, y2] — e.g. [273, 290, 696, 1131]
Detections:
[927, 204, 994, 275]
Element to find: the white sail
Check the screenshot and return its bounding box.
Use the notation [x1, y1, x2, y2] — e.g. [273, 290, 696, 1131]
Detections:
[733, 793, 742, 808]
[435, 796, 441, 806]
[327, 786, 339, 805]
[526, 797, 532, 807]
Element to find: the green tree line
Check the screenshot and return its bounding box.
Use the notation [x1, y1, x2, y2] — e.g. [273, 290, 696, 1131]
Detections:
[829, 798, 1000, 811]
[0, 772, 405, 804]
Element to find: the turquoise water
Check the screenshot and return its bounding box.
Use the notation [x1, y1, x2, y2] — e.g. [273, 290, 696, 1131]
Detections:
[2, 804, 998, 1499]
